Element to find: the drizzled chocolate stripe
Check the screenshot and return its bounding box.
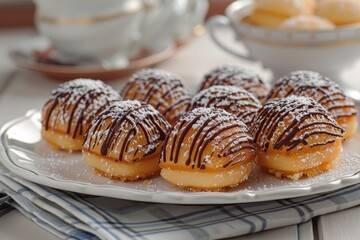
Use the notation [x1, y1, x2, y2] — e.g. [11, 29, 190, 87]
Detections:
[199, 64, 269, 102]
[267, 70, 357, 119]
[160, 108, 255, 170]
[121, 69, 191, 122]
[192, 121, 237, 169]
[190, 85, 261, 126]
[42, 79, 121, 139]
[251, 96, 344, 153]
[83, 100, 170, 161]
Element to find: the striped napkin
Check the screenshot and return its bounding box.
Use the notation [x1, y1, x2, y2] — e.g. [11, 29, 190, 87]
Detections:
[1, 166, 360, 240]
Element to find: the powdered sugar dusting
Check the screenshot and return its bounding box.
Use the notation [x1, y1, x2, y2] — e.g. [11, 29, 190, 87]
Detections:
[121, 69, 191, 123]
[83, 100, 170, 162]
[160, 107, 255, 169]
[251, 95, 345, 152]
[42, 79, 121, 138]
[190, 85, 261, 127]
[199, 64, 270, 102]
[267, 70, 358, 119]
[4, 110, 360, 200]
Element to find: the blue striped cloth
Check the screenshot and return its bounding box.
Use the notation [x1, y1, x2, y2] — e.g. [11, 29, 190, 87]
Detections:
[1, 166, 360, 240]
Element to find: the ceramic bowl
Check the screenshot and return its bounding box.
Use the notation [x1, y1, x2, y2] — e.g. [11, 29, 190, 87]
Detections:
[207, 0, 360, 81]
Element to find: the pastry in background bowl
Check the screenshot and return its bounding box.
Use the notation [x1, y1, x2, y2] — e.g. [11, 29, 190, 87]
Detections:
[247, 10, 288, 28]
[190, 85, 261, 127]
[251, 96, 344, 180]
[316, 0, 360, 25]
[280, 15, 336, 30]
[121, 69, 191, 126]
[83, 100, 170, 181]
[159, 107, 256, 191]
[199, 64, 270, 103]
[41, 79, 121, 151]
[248, 0, 315, 28]
[255, 0, 315, 16]
[267, 70, 358, 139]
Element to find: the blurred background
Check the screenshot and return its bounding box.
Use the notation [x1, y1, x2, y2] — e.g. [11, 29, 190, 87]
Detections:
[0, 0, 234, 28]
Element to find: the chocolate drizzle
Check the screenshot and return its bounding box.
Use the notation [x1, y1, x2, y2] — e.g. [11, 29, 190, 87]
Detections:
[251, 96, 345, 153]
[160, 108, 255, 170]
[42, 79, 121, 138]
[267, 70, 357, 119]
[199, 64, 270, 103]
[190, 85, 261, 127]
[83, 100, 170, 161]
[121, 69, 191, 124]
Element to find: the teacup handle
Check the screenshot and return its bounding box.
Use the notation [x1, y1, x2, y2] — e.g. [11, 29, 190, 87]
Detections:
[207, 15, 255, 61]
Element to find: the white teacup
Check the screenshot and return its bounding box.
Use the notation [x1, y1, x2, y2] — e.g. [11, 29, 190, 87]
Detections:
[134, 0, 174, 50]
[207, 0, 360, 82]
[33, 0, 144, 68]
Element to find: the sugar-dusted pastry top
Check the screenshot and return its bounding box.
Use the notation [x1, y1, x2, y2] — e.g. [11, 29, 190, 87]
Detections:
[121, 68, 191, 124]
[42, 79, 121, 138]
[267, 70, 357, 119]
[190, 85, 261, 127]
[251, 95, 344, 153]
[160, 107, 255, 170]
[83, 100, 170, 161]
[199, 64, 270, 103]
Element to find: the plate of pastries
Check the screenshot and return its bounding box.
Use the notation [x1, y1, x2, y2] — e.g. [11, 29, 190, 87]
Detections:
[1, 65, 360, 204]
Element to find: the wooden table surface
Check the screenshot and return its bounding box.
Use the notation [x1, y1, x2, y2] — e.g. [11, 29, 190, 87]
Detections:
[0, 28, 360, 240]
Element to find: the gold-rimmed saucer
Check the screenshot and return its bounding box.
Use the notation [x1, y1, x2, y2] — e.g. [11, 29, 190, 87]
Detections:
[9, 37, 176, 81]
